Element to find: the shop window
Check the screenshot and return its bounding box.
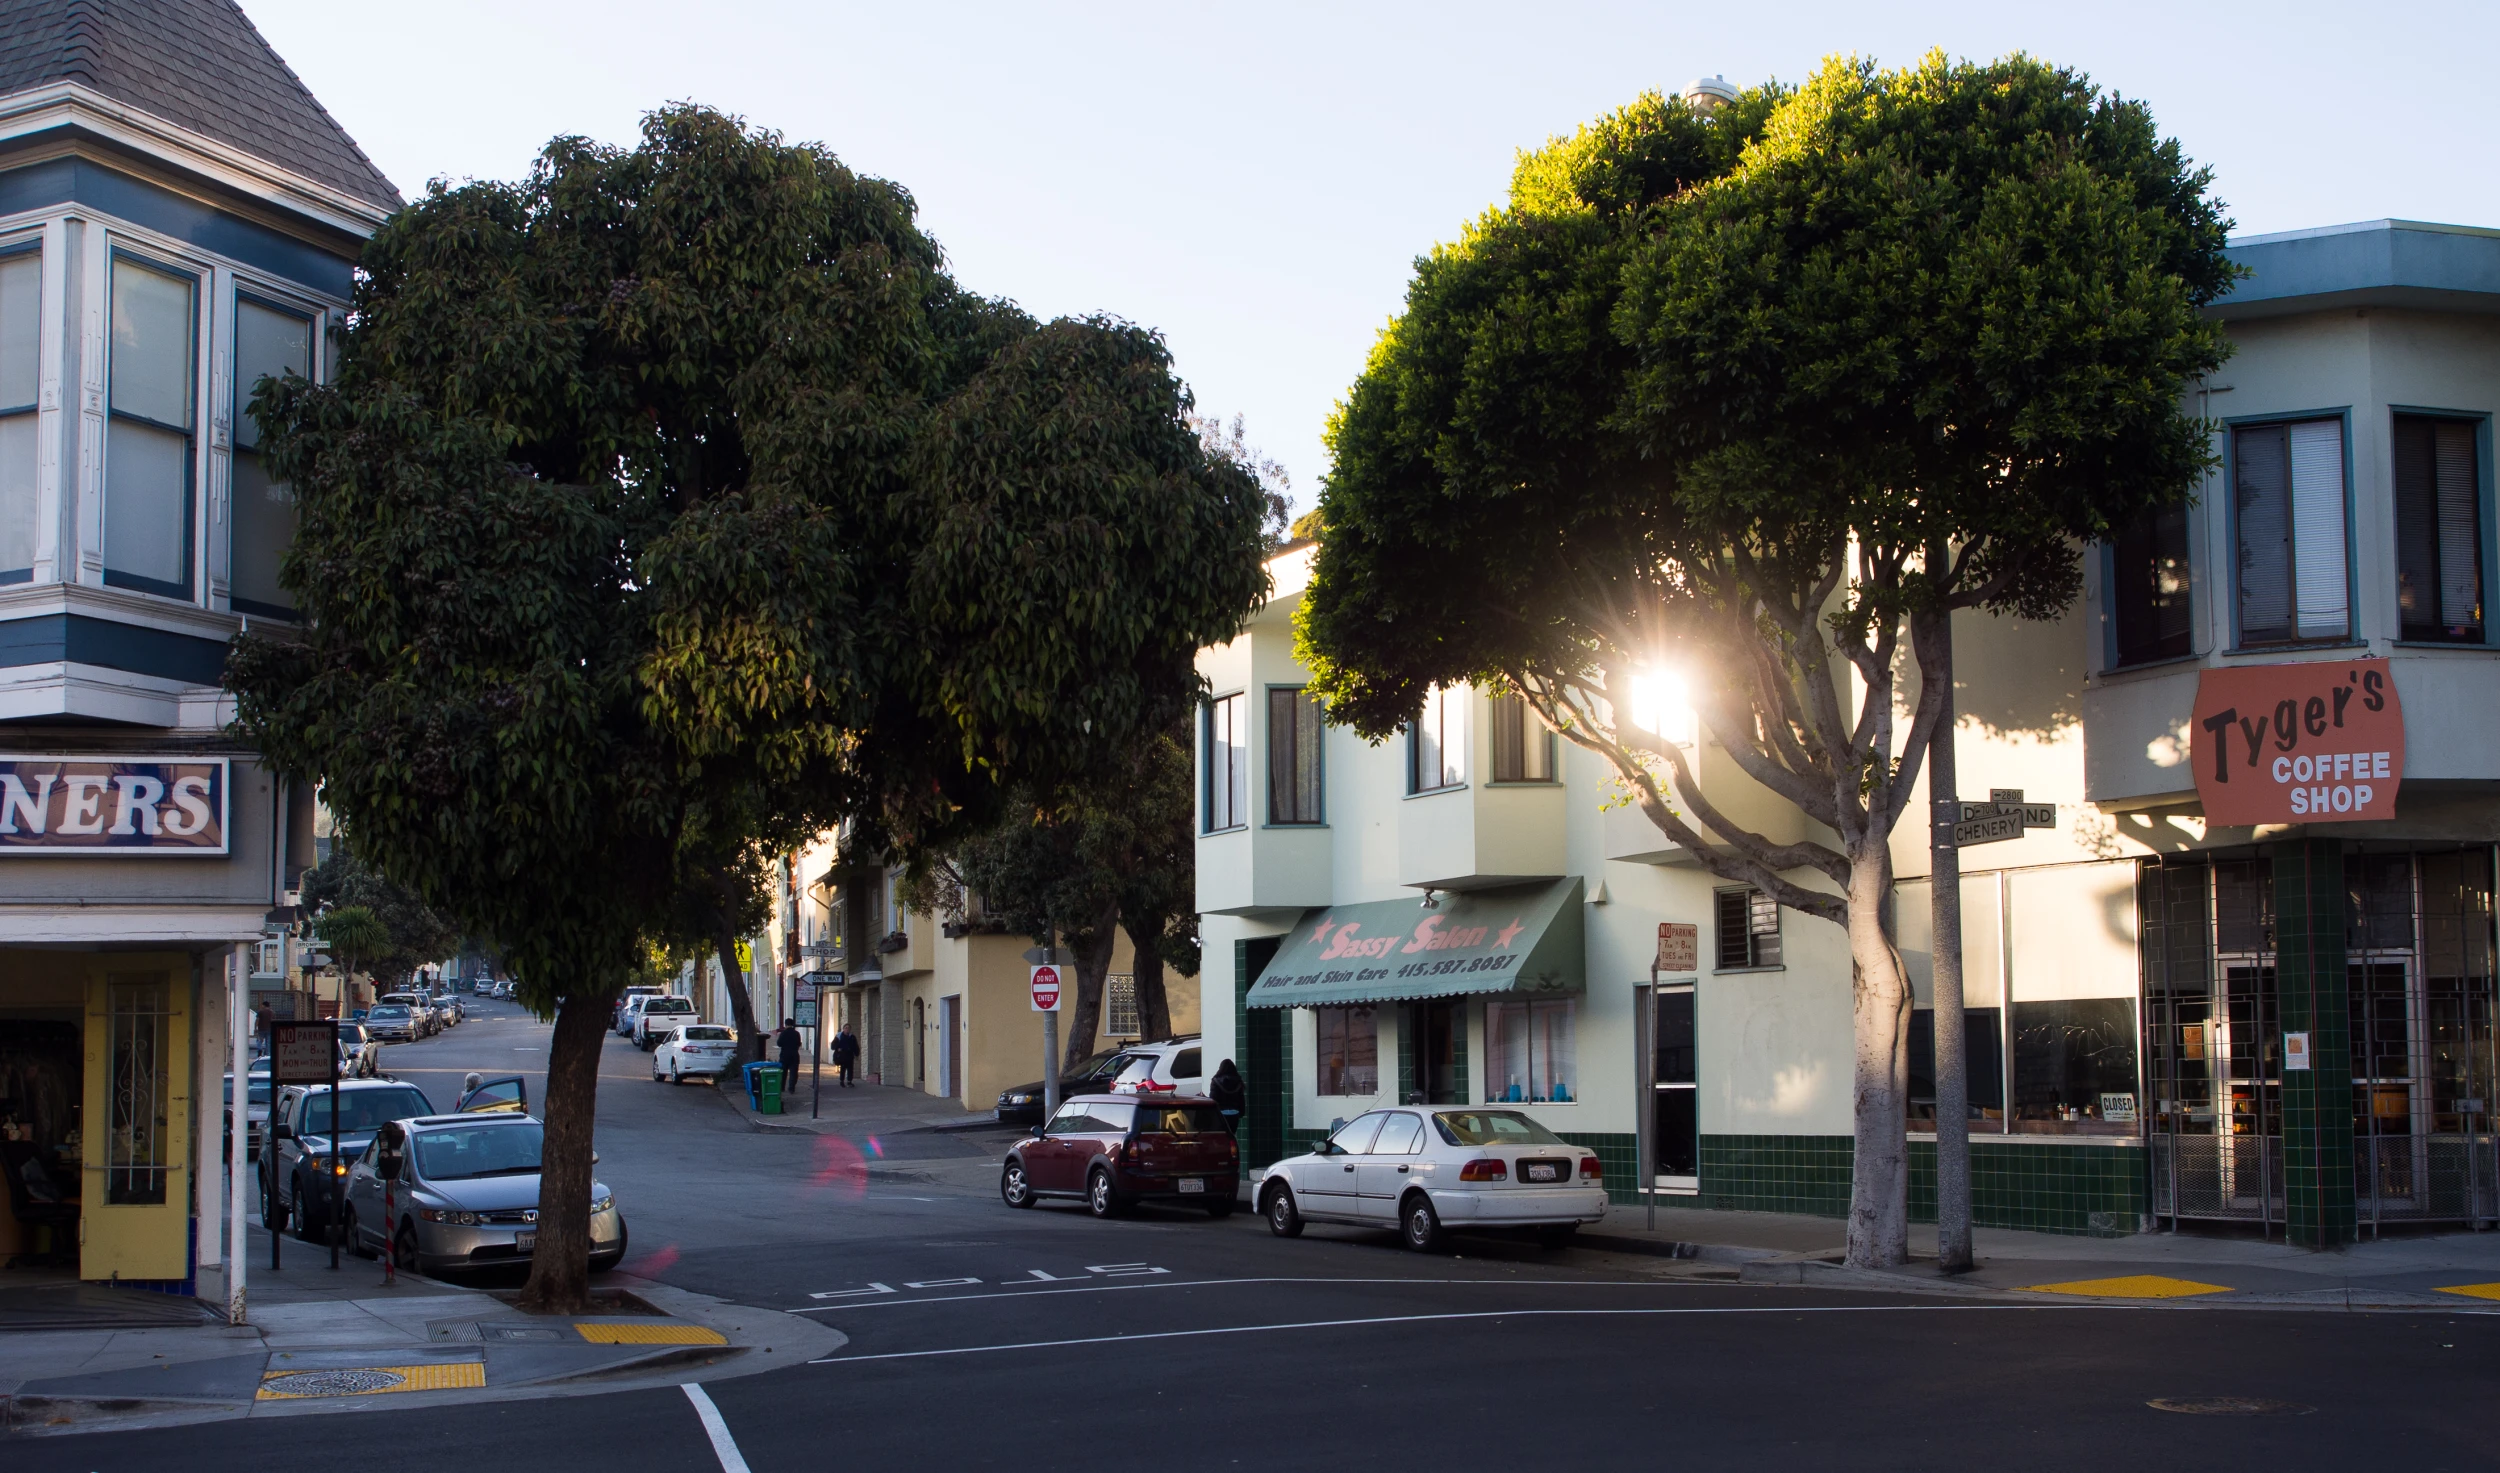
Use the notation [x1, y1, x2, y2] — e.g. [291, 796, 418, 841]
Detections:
[104, 255, 197, 600]
[105, 973, 170, 1204]
[230, 296, 312, 618]
[1202, 692, 1248, 831]
[1407, 684, 1465, 793]
[1489, 692, 1554, 782]
[2011, 998, 2137, 1135]
[1105, 973, 1138, 1038]
[2392, 414, 2483, 644]
[0, 247, 37, 582]
[1907, 1007, 2004, 1130]
[2232, 418, 2348, 646]
[1267, 686, 1324, 823]
[1714, 887, 1781, 970]
[1314, 1004, 1377, 1096]
[1486, 997, 1576, 1103]
[2108, 500, 2192, 665]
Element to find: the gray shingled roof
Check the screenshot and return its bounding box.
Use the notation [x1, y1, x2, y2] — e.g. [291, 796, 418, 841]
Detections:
[0, 0, 399, 212]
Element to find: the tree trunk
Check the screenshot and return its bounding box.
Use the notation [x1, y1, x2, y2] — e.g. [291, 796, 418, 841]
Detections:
[1125, 911, 1174, 1044]
[516, 990, 609, 1314]
[713, 916, 765, 1069]
[1061, 902, 1121, 1073]
[1845, 845, 1912, 1270]
[1921, 612, 1973, 1273]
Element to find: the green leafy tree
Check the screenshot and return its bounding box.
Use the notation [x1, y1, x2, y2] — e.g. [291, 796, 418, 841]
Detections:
[314, 905, 390, 994]
[233, 105, 1267, 1310]
[300, 843, 459, 987]
[1296, 55, 2232, 1267]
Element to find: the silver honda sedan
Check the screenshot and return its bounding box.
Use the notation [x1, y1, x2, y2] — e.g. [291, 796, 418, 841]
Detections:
[341, 1113, 625, 1278]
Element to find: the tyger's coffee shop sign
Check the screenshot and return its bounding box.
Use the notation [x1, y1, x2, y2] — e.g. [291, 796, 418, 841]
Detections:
[2191, 659, 2403, 825]
[0, 757, 229, 854]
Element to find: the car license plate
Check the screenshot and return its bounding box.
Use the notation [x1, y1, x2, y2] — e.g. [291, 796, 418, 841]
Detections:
[1524, 1161, 1563, 1183]
[514, 1231, 535, 1251]
[1176, 1178, 1205, 1194]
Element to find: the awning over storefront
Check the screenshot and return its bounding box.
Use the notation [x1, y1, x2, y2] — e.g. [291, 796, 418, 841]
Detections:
[1246, 879, 1584, 1009]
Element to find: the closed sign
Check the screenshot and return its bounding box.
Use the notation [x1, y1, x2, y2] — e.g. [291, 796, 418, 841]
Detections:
[0, 757, 228, 854]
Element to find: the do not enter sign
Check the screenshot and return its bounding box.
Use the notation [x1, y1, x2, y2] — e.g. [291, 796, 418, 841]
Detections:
[1030, 964, 1063, 1012]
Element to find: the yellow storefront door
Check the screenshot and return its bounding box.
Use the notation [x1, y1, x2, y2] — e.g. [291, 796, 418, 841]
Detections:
[81, 958, 192, 1282]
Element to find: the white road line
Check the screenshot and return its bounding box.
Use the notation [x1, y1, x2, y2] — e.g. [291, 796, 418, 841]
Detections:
[791, 1273, 1719, 1312]
[808, 1302, 2092, 1363]
[682, 1383, 752, 1473]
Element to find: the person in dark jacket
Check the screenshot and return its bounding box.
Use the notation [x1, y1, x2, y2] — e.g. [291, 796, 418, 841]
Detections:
[831, 1026, 860, 1087]
[775, 1018, 803, 1094]
[1208, 1058, 1247, 1134]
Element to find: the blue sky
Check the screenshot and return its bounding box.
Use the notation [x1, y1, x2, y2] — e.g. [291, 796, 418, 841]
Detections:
[251, 1, 2500, 518]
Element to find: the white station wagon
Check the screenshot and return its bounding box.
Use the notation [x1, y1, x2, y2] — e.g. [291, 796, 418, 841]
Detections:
[1256, 1107, 1607, 1251]
[652, 1023, 738, 1083]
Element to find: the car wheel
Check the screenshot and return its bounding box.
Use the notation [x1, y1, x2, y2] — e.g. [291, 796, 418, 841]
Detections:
[1085, 1167, 1125, 1219]
[394, 1221, 422, 1276]
[293, 1177, 324, 1242]
[1535, 1223, 1579, 1250]
[1204, 1195, 1236, 1219]
[652, 1058, 664, 1081]
[260, 1176, 287, 1235]
[1264, 1182, 1304, 1238]
[1001, 1159, 1036, 1209]
[671, 1064, 682, 1085]
[1400, 1192, 1445, 1253]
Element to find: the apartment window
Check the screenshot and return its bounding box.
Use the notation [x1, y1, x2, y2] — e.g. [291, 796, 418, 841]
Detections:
[254, 937, 285, 977]
[0, 247, 37, 582]
[230, 296, 312, 618]
[1202, 692, 1248, 831]
[2392, 414, 2483, 644]
[1267, 686, 1323, 824]
[104, 255, 198, 599]
[2108, 501, 2192, 665]
[1490, 692, 1554, 782]
[1104, 973, 1139, 1038]
[1315, 1004, 1378, 1096]
[1408, 684, 1465, 793]
[1714, 886, 1781, 970]
[1486, 998, 1577, 1103]
[2233, 418, 2347, 645]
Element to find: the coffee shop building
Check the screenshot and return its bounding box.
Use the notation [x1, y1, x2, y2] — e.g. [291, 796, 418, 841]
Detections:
[0, 1, 391, 1289]
[1196, 217, 2500, 1246]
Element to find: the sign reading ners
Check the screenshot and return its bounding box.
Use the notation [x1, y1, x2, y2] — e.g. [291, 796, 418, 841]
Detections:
[0, 757, 228, 854]
[2190, 660, 2404, 825]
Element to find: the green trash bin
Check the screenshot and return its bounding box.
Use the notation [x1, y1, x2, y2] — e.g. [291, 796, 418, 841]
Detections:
[757, 1063, 784, 1115]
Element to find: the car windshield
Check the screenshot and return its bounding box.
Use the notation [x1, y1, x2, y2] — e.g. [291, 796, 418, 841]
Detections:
[413, 1121, 544, 1181]
[369, 1006, 409, 1019]
[1432, 1110, 1566, 1147]
[1133, 1104, 1227, 1135]
[680, 1026, 732, 1042]
[225, 1078, 271, 1105]
[297, 1086, 434, 1136]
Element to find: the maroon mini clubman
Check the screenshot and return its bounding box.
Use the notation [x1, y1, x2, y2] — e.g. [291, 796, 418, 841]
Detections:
[1001, 1094, 1240, 1218]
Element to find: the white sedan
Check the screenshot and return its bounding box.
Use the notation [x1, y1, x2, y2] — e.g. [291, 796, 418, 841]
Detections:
[1256, 1107, 1607, 1251]
[652, 1023, 739, 1083]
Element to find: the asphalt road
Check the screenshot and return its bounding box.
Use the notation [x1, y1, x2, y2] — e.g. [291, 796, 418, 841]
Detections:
[29, 998, 2500, 1469]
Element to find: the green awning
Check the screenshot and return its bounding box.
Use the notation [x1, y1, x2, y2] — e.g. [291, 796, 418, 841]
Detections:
[1246, 879, 1584, 1008]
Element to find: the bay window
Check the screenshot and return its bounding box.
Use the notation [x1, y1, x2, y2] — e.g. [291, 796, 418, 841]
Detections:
[1490, 692, 1554, 781]
[104, 255, 197, 598]
[1203, 692, 1247, 831]
[2232, 417, 2348, 646]
[0, 247, 36, 582]
[2392, 413, 2484, 644]
[1267, 686, 1323, 824]
[2108, 501, 2192, 665]
[1408, 684, 1464, 793]
[230, 295, 312, 617]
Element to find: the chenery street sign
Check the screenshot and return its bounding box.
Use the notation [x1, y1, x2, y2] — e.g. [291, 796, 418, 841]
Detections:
[1948, 788, 2057, 848]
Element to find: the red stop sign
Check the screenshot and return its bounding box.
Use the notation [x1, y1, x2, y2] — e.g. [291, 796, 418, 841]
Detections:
[1030, 964, 1062, 1012]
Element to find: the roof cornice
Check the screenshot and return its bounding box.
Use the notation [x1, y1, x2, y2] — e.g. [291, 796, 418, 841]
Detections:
[0, 80, 392, 238]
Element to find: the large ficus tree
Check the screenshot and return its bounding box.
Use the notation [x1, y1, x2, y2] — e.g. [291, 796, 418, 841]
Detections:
[233, 106, 1267, 1310]
[1298, 54, 2232, 1267]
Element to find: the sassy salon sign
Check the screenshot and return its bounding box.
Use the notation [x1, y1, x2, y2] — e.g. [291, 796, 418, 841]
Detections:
[2191, 659, 2403, 825]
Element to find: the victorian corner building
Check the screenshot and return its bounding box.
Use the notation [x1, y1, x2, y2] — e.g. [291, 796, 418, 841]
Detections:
[1199, 219, 2500, 1249]
[0, 1, 395, 1287]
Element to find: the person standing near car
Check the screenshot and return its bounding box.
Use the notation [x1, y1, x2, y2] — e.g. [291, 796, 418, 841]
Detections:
[775, 1018, 803, 1094]
[1209, 1058, 1246, 1134]
[831, 1024, 859, 1087]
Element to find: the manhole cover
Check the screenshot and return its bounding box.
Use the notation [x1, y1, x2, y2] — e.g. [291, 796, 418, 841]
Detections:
[263, 1368, 407, 1396]
[2148, 1397, 2314, 1416]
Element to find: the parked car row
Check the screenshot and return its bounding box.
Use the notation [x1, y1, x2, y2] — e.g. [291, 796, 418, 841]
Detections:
[373, 989, 463, 1038]
[994, 1035, 1207, 1124]
[626, 994, 696, 1049]
[999, 1096, 1606, 1254]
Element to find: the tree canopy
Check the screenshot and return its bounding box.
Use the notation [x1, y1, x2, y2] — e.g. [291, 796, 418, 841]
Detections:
[298, 842, 459, 987]
[1296, 54, 2233, 1265]
[231, 104, 1268, 1307]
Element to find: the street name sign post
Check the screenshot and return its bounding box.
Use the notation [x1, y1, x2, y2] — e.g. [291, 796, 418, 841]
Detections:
[796, 977, 822, 1118]
[1947, 788, 2058, 848]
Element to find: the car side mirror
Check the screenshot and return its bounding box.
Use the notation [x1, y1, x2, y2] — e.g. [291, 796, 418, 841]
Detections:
[1313, 1140, 1335, 1157]
[591, 1151, 600, 1165]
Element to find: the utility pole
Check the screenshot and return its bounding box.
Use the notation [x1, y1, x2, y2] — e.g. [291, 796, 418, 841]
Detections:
[1927, 614, 1973, 1275]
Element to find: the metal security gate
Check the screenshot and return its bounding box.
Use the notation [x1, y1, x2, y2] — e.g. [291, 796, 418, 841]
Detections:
[2142, 848, 2498, 1232]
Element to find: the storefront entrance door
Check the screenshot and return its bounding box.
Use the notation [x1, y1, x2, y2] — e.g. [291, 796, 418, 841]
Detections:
[1654, 987, 1697, 1190]
[81, 960, 191, 1283]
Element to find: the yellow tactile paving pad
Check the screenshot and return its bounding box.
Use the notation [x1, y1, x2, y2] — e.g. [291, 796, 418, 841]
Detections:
[257, 1361, 485, 1399]
[2434, 1282, 2500, 1301]
[574, 1322, 728, 1345]
[2018, 1274, 2233, 1299]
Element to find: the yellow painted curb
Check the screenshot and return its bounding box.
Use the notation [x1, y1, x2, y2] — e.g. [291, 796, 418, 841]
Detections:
[257, 1361, 485, 1400]
[2434, 1282, 2500, 1302]
[574, 1322, 728, 1345]
[2018, 1274, 2233, 1299]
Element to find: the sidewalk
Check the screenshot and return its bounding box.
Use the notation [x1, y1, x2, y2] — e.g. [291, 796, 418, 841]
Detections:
[710, 1067, 1013, 1138]
[0, 1245, 841, 1436]
[1569, 1201, 2500, 1308]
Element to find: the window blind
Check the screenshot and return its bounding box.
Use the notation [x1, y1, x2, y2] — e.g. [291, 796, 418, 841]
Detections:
[2234, 419, 2347, 645]
[2289, 419, 2347, 638]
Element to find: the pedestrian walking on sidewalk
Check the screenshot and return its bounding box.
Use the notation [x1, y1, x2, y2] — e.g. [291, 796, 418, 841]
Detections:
[831, 1025, 859, 1087]
[775, 1018, 802, 1094]
[1209, 1058, 1246, 1134]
